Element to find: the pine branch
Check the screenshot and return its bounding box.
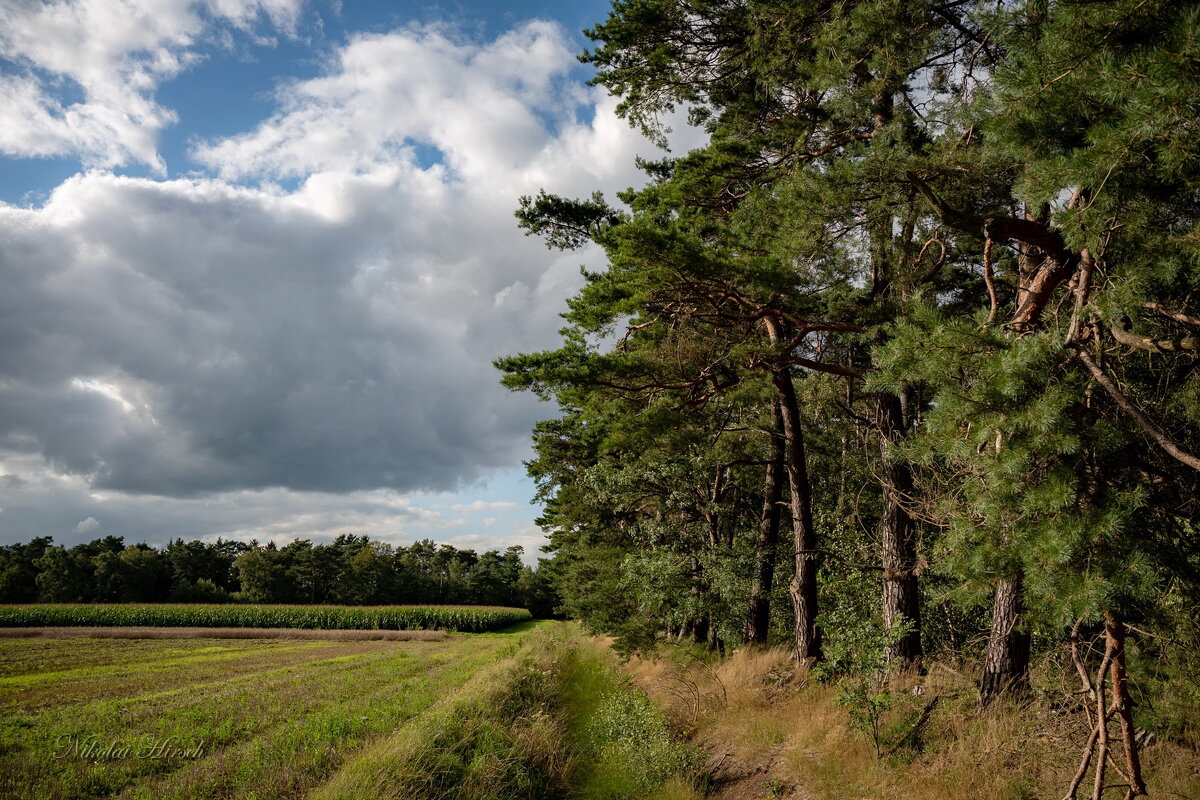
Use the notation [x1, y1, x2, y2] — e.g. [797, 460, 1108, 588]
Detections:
[1109, 323, 1199, 353]
[1074, 346, 1200, 472]
[1143, 302, 1200, 328]
[782, 355, 865, 379]
[905, 172, 1070, 259]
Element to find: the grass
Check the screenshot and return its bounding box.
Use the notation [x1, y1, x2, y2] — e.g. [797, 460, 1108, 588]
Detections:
[624, 644, 1200, 800]
[316, 622, 703, 800]
[0, 627, 542, 800]
[0, 603, 531, 632]
[560, 636, 699, 799]
[0, 619, 712, 800]
[7, 616, 1191, 800]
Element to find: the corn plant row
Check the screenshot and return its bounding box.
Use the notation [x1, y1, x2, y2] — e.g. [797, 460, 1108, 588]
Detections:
[0, 604, 532, 633]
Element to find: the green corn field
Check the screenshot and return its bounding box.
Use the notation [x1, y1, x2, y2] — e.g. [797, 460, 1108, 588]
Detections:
[0, 603, 532, 632]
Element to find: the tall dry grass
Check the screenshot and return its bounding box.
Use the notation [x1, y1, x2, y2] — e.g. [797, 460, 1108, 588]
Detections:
[625, 645, 1200, 800]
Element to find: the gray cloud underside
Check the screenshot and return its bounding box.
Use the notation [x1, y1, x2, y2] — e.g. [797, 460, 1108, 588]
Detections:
[1, 170, 588, 496]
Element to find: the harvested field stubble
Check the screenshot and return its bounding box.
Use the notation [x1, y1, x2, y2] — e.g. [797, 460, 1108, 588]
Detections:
[0, 624, 544, 800]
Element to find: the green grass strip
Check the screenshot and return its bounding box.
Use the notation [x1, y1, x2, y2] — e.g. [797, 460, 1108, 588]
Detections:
[313, 622, 702, 800]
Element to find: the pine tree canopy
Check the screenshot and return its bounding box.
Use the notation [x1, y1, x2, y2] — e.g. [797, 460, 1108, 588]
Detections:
[496, 0, 1200, 776]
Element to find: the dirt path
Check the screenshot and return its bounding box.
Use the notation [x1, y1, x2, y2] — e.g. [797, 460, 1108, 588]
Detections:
[704, 746, 813, 800]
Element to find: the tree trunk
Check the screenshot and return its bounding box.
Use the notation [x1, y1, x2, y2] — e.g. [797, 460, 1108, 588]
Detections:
[772, 365, 822, 663]
[1105, 613, 1147, 797]
[689, 555, 708, 645]
[746, 401, 784, 644]
[980, 572, 1031, 705]
[705, 467, 726, 549]
[874, 392, 923, 665]
[708, 623, 725, 655]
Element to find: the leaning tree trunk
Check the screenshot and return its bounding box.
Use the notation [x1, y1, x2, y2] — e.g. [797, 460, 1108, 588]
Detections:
[1105, 613, 1147, 797]
[746, 402, 785, 645]
[1064, 614, 1147, 800]
[874, 392, 923, 666]
[772, 366, 822, 663]
[980, 571, 1031, 705]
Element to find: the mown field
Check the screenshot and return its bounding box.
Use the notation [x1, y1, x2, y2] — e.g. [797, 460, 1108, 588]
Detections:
[0, 624, 538, 800]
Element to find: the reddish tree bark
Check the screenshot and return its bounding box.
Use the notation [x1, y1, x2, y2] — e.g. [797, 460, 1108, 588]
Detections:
[772, 366, 822, 663]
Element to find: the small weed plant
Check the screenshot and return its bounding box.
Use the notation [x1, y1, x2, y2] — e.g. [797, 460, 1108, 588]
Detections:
[816, 610, 917, 759]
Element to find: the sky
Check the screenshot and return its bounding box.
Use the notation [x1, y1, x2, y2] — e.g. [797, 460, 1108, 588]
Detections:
[0, 0, 703, 560]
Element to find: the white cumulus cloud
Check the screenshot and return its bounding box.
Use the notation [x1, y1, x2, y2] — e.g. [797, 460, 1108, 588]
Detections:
[74, 515, 100, 533]
[191, 19, 671, 190]
[0, 0, 305, 170]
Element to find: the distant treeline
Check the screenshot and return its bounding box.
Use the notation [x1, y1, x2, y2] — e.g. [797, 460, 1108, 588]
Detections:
[0, 535, 557, 616]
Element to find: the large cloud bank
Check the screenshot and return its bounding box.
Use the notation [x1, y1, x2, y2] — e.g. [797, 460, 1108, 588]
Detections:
[0, 6, 700, 547]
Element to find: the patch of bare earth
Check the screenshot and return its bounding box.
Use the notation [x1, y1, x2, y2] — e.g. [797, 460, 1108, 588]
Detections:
[704, 745, 812, 800]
